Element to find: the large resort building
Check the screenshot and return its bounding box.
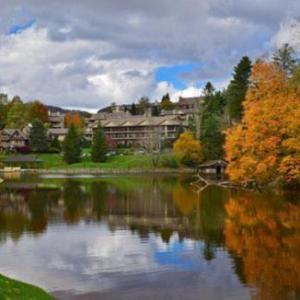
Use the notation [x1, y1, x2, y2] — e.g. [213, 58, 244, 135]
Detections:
[88, 112, 183, 146]
[0, 96, 199, 149]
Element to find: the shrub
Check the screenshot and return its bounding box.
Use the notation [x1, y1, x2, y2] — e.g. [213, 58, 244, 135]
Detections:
[160, 154, 178, 168]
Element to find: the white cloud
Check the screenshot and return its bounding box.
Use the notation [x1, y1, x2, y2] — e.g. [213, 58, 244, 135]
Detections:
[272, 19, 300, 52]
[0, 1, 300, 110]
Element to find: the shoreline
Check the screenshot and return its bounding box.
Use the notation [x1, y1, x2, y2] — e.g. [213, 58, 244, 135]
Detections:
[0, 167, 196, 176]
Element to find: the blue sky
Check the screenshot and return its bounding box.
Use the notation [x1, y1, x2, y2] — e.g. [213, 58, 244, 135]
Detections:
[0, 1, 299, 110]
[9, 19, 35, 35]
[155, 63, 199, 90]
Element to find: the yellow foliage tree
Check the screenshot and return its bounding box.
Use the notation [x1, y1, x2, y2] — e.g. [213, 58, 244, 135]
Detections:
[225, 61, 300, 186]
[173, 132, 203, 166]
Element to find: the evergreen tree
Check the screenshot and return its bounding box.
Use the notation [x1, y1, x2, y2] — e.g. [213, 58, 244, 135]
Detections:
[29, 119, 48, 152]
[91, 126, 107, 162]
[203, 82, 215, 98]
[50, 136, 61, 151]
[152, 104, 160, 116]
[201, 115, 224, 160]
[63, 123, 81, 164]
[227, 56, 252, 122]
[273, 43, 296, 76]
[160, 93, 174, 110]
[129, 103, 137, 115]
[200, 91, 226, 160]
[137, 96, 150, 115]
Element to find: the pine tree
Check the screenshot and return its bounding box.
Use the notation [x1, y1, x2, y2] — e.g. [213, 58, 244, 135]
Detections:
[273, 43, 296, 76]
[160, 93, 174, 110]
[129, 103, 137, 115]
[91, 126, 107, 162]
[29, 119, 48, 152]
[63, 123, 81, 164]
[50, 136, 61, 151]
[227, 56, 252, 122]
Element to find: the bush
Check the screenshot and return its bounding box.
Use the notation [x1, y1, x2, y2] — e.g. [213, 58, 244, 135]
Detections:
[160, 154, 178, 168]
[15, 146, 31, 154]
[47, 147, 61, 153]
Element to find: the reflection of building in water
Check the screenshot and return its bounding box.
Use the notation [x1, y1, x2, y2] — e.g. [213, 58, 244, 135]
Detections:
[0, 178, 229, 252]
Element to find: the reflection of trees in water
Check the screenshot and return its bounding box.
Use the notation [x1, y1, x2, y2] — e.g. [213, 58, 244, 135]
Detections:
[63, 180, 86, 224]
[225, 192, 300, 300]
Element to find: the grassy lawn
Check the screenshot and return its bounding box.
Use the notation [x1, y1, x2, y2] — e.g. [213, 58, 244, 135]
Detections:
[37, 152, 153, 169]
[0, 274, 53, 300]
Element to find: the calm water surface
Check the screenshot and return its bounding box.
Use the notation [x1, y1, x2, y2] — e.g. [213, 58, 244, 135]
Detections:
[0, 174, 300, 299]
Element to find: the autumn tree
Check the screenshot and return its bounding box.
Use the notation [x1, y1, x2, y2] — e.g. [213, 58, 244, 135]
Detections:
[225, 61, 300, 187]
[226, 56, 252, 122]
[63, 123, 81, 164]
[28, 101, 49, 123]
[29, 119, 48, 152]
[64, 112, 84, 128]
[173, 132, 203, 166]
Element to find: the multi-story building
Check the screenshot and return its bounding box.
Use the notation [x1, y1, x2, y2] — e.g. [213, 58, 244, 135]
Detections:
[91, 115, 183, 146]
[48, 111, 65, 129]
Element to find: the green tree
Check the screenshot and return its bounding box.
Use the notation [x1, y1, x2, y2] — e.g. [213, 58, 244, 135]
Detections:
[137, 96, 150, 115]
[152, 104, 160, 116]
[200, 91, 226, 160]
[91, 126, 107, 162]
[160, 93, 174, 110]
[273, 43, 296, 76]
[63, 123, 81, 164]
[201, 115, 224, 160]
[129, 103, 137, 115]
[50, 136, 61, 152]
[6, 97, 28, 128]
[203, 82, 215, 97]
[0, 93, 8, 129]
[226, 56, 252, 122]
[29, 119, 48, 152]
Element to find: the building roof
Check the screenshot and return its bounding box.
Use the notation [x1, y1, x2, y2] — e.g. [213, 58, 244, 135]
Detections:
[94, 115, 182, 128]
[3, 155, 42, 163]
[178, 96, 203, 106]
[0, 129, 28, 141]
[198, 160, 228, 168]
[48, 128, 68, 135]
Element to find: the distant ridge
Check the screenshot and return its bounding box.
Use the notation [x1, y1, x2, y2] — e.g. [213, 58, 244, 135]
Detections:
[47, 105, 91, 117]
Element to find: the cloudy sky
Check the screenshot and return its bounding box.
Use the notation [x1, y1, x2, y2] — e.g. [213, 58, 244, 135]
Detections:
[0, 0, 300, 111]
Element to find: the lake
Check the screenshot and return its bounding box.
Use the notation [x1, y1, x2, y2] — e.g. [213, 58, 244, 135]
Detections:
[0, 174, 299, 299]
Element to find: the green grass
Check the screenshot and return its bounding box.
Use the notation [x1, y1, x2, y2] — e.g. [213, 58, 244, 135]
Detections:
[37, 152, 153, 169]
[0, 274, 53, 300]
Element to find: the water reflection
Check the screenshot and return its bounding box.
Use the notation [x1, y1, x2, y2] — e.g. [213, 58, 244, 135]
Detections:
[0, 175, 299, 299]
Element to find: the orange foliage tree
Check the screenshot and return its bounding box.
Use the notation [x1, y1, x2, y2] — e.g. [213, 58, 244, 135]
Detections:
[28, 101, 49, 123]
[225, 61, 300, 186]
[64, 112, 84, 128]
[173, 132, 203, 166]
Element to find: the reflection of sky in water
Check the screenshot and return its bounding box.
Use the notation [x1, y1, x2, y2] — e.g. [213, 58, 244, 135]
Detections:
[0, 222, 251, 299]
